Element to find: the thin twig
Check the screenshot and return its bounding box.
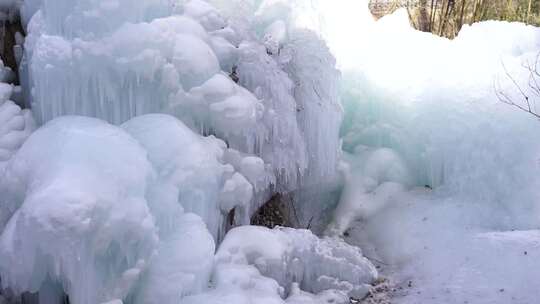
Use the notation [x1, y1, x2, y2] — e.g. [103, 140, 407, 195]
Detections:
[495, 76, 540, 119]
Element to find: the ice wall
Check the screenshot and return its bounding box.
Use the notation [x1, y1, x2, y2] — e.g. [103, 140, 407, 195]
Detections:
[0, 114, 261, 303]
[21, 0, 344, 225]
[21, 0, 340, 198]
[121, 114, 267, 239]
[0, 1, 370, 303]
[280, 29, 343, 230]
[0, 112, 375, 303]
[330, 5, 540, 231]
[207, 0, 344, 226]
[320, 4, 540, 303]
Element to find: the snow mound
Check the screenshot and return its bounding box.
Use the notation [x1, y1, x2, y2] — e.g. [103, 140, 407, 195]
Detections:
[0, 114, 262, 303]
[328, 3, 540, 303]
[213, 226, 378, 299]
[338, 2, 540, 230]
[0, 116, 158, 304]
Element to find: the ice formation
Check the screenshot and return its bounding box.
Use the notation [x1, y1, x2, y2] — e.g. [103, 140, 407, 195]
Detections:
[0, 61, 34, 173]
[319, 3, 540, 303]
[2, 0, 540, 303]
[123, 114, 235, 239]
[326, 148, 410, 236]
[332, 6, 540, 233]
[131, 213, 214, 304]
[0, 113, 375, 304]
[1, 1, 355, 301]
[183, 226, 377, 303]
[21, 0, 343, 206]
[0, 116, 158, 304]
[0, 114, 262, 303]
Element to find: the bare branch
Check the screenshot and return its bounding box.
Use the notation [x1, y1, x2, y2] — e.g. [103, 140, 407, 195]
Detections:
[495, 74, 540, 120]
[501, 60, 530, 110]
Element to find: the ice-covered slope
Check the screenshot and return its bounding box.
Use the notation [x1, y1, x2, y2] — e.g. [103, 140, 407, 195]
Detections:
[320, 3, 540, 304]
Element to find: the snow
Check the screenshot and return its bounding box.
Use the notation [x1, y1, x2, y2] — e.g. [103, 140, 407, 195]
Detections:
[0, 116, 158, 304]
[121, 114, 228, 239]
[0, 100, 33, 167]
[21, 0, 343, 209]
[0, 114, 260, 303]
[346, 193, 540, 304]
[216, 226, 378, 298]
[132, 213, 214, 304]
[184, 226, 377, 303]
[334, 3, 540, 233]
[317, 2, 540, 303]
[0, 63, 35, 174]
[3, 0, 540, 303]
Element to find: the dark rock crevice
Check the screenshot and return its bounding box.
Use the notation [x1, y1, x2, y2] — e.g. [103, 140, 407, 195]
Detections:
[250, 193, 301, 229]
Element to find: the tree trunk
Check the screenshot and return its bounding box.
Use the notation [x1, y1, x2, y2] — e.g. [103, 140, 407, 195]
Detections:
[418, 0, 431, 31]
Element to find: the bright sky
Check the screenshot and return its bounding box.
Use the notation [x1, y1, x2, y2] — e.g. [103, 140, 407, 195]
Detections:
[294, 0, 376, 69]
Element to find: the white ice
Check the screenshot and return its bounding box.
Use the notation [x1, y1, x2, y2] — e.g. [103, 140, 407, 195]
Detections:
[0, 56, 34, 174]
[322, 2, 540, 303]
[21, 0, 343, 204]
[0, 116, 158, 304]
[183, 226, 378, 304]
[4, 1, 540, 304]
[0, 114, 260, 304]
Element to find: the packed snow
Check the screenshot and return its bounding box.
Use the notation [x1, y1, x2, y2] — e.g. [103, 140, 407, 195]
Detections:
[1, 0, 540, 304]
[321, 3, 540, 304]
[183, 226, 377, 304]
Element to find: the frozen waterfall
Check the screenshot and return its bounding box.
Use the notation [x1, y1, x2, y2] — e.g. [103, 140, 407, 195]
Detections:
[1, 0, 540, 304]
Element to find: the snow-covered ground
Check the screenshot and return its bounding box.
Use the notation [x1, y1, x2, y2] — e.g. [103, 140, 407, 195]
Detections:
[0, 0, 539, 304]
[346, 191, 540, 304]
